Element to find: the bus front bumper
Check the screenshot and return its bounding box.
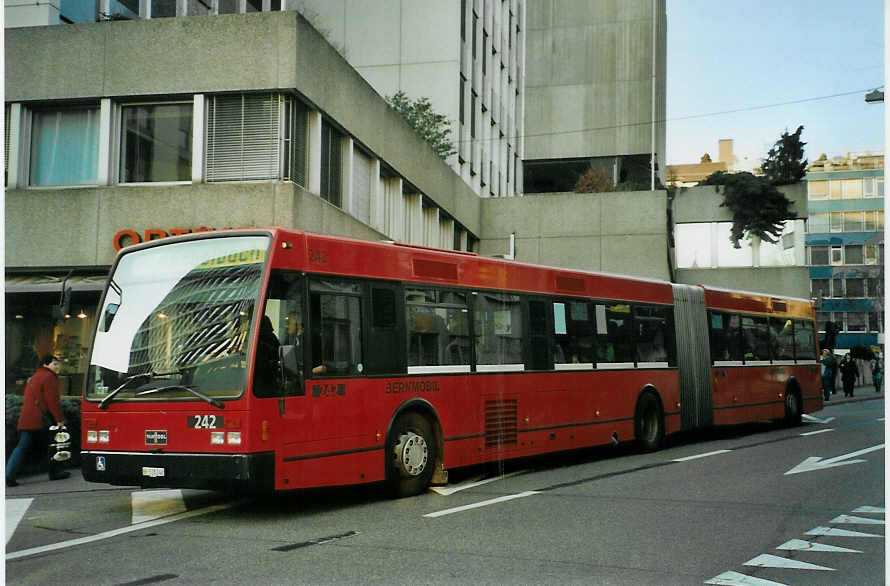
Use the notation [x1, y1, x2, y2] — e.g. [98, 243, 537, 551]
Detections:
[81, 450, 274, 492]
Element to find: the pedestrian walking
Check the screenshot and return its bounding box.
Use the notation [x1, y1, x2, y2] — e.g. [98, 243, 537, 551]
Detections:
[6, 355, 70, 487]
[821, 348, 835, 401]
[872, 353, 883, 393]
[839, 353, 859, 398]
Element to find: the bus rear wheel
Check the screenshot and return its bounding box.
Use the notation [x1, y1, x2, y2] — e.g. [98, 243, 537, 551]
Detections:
[387, 412, 437, 498]
[634, 392, 664, 452]
[784, 389, 802, 426]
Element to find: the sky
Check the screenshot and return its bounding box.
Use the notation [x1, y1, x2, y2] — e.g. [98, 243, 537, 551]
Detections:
[666, 0, 884, 169]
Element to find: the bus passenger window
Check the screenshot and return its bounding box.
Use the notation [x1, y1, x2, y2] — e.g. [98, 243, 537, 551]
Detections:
[406, 289, 470, 369]
[310, 280, 363, 376]
[634, 305, 669, 364]
[709, 312, 742, 362]
[473, 293, 523, 368]
[741, 316, 770, 361]
[553, 301, 594, 366]
[595, 304, 635, 364]
[769, 318, 795, 361]
[793, 320, 817, 361]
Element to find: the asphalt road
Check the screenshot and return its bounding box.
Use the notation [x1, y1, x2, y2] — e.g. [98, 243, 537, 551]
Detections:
[6, 395, 884, 585]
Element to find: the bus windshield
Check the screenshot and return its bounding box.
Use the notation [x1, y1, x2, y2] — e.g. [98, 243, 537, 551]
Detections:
[85, 235, 271, 404]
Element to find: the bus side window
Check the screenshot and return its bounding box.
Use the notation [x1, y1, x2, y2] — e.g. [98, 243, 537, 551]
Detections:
[634, 305, 668, 364]
[553, 301, 594, 366]
[595, 303, 634, 364]
[309, 279, 363, 376]
[741, 315, 770, 361]
[770, 317, 795, 361]
[793, 319, 817, 361]
[256, 270, 305, 398]
[710, 311, 743, 362]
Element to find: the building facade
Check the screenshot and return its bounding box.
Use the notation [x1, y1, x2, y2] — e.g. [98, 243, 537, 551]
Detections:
[804, 153, 884, 350]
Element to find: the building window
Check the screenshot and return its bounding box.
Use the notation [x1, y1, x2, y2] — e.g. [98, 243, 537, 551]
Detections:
[865, 244, 879, 264]
[863, 177, 884, 198]
[150, 0, 176, 17]
[809, 246, 829, 266]
[320, 120, 343, 207]
[29, 107, 99, 186]
[811, 279, 830, 299]
[867, 277, 883, 298]
[829, 211, 843, 232]
[459, 75, 466, 125]
[842, 178, 862, 199]
[829, 180, 842, 200]
[206, 93, 285, 182]
[846, 278, 865, 298]
[843, 211, 863, 232]
[830, 246, 843, 265]
[808, 179, 828, 199]
[846, 312, 867, 332]
[283, 97, 307, 186]
[869, 312, 883, 333]
[218, 0, 240, 14]
[832, 277, 844, 297]
[186, 0, 213, 16]
[120, 103, 192, 183]
[845, 244, 863, 265]
[807, 213, 829, 233]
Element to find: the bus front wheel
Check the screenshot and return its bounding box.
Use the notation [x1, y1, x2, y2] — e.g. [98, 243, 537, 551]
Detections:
[387, 412, 437, 498]
[634, 392, 664, 452]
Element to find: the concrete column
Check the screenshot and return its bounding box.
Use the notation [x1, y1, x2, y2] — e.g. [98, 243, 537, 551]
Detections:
[307, 109, 322, 195]
[341, 136, 354, 215]
[369, 159, 383, 232]
[439, 217, 454, 249]
[404, 192, 423, 245]
[423, 205, 440, 247]
[191, 94, 205, 184]
[6, 103, 23, 189]
[97, 99, 113, 185]
[709, 223, 719, 268]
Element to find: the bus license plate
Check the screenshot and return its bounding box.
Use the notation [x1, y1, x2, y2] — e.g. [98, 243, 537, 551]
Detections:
[142, 467, 165, 478]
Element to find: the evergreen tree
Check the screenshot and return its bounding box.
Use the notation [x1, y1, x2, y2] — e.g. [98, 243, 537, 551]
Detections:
[386, 91, 456, 160]
[760, 125, 807, 185]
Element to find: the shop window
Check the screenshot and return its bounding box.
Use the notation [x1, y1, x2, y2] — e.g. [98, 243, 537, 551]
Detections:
[29, 107, 99, 186]
[473, 292, 523, 369]
[120, 102, 192, 183]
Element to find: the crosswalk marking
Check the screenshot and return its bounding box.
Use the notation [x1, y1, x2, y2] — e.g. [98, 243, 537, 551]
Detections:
[6, 498, 33, 544]
[429, 470, 527, 495]
[830, 514, 885, 525]
[805, 526, 884, 538]
[705, 570, 788, 585]
[743, 554, 834, 571]
[852, 506, 885, 514]
[776, 539, 861, 553]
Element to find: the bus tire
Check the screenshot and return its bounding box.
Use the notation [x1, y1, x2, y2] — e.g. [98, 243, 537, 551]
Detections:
[784, 387, 802, 427]
[634, 392, 664, 452]
[387, 412, 437, 498]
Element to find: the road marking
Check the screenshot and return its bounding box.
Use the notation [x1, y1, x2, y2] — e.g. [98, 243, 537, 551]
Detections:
[131, 489, 187, 524]
[805, 526, 884, 538]
[6, 502, 235, 561]
[784, 443, 884, 475]
[705, 570, 788, 585]
[430, 470, 527, 495]
[852, 506, 885, 514]
[831, 514, 885, 525]
[423, 491, 539, 518]
[776, 539, 861, 553]
[800, 429, 834, 436]
[6, 499, 33, 544]
[878, 418, 885, 422]
[803, 415, 835, 424]
[743, 553, 834, 571]
[672, 449, 731, 462]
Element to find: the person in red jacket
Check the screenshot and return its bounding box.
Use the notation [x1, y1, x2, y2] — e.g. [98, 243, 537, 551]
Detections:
[6, 355, 69, 486]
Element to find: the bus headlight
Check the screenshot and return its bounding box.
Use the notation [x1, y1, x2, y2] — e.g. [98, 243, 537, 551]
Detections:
[87, 430, 98, 443]
[226, 432, 241, 445]
[210, 431, 225, 445]
[98, 430, 110, 443]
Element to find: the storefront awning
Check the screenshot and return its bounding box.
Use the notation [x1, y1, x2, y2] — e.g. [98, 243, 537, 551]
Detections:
[5, 275, 107, 294]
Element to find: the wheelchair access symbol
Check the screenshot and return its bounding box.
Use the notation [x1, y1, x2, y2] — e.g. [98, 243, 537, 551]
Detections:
[96, 456, 106, 471]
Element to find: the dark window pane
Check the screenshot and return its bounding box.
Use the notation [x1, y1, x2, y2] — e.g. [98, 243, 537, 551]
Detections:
[120, 103, 192, 183]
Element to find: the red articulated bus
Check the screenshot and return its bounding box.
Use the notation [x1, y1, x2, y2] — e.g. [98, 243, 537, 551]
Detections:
[81, 228, 822, 496]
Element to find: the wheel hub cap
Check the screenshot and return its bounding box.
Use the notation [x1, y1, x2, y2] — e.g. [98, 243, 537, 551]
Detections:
[394, 431, 428, 477]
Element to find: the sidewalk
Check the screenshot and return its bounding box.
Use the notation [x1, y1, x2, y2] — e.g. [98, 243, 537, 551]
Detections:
[822, 385, 884, 406]
[5, 464, 100, 496]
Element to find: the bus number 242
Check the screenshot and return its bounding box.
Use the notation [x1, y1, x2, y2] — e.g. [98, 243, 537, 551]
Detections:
[188, 415, 224, 429]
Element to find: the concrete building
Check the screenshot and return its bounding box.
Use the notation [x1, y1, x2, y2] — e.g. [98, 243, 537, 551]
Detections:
[666, 139, 735, 187]
[4, 5, 804, 399]
[804, 152, 884, 350]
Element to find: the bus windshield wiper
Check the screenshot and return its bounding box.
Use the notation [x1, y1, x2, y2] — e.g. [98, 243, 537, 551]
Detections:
[136, 385, 225, 409]
[98, 370, 185, 410]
